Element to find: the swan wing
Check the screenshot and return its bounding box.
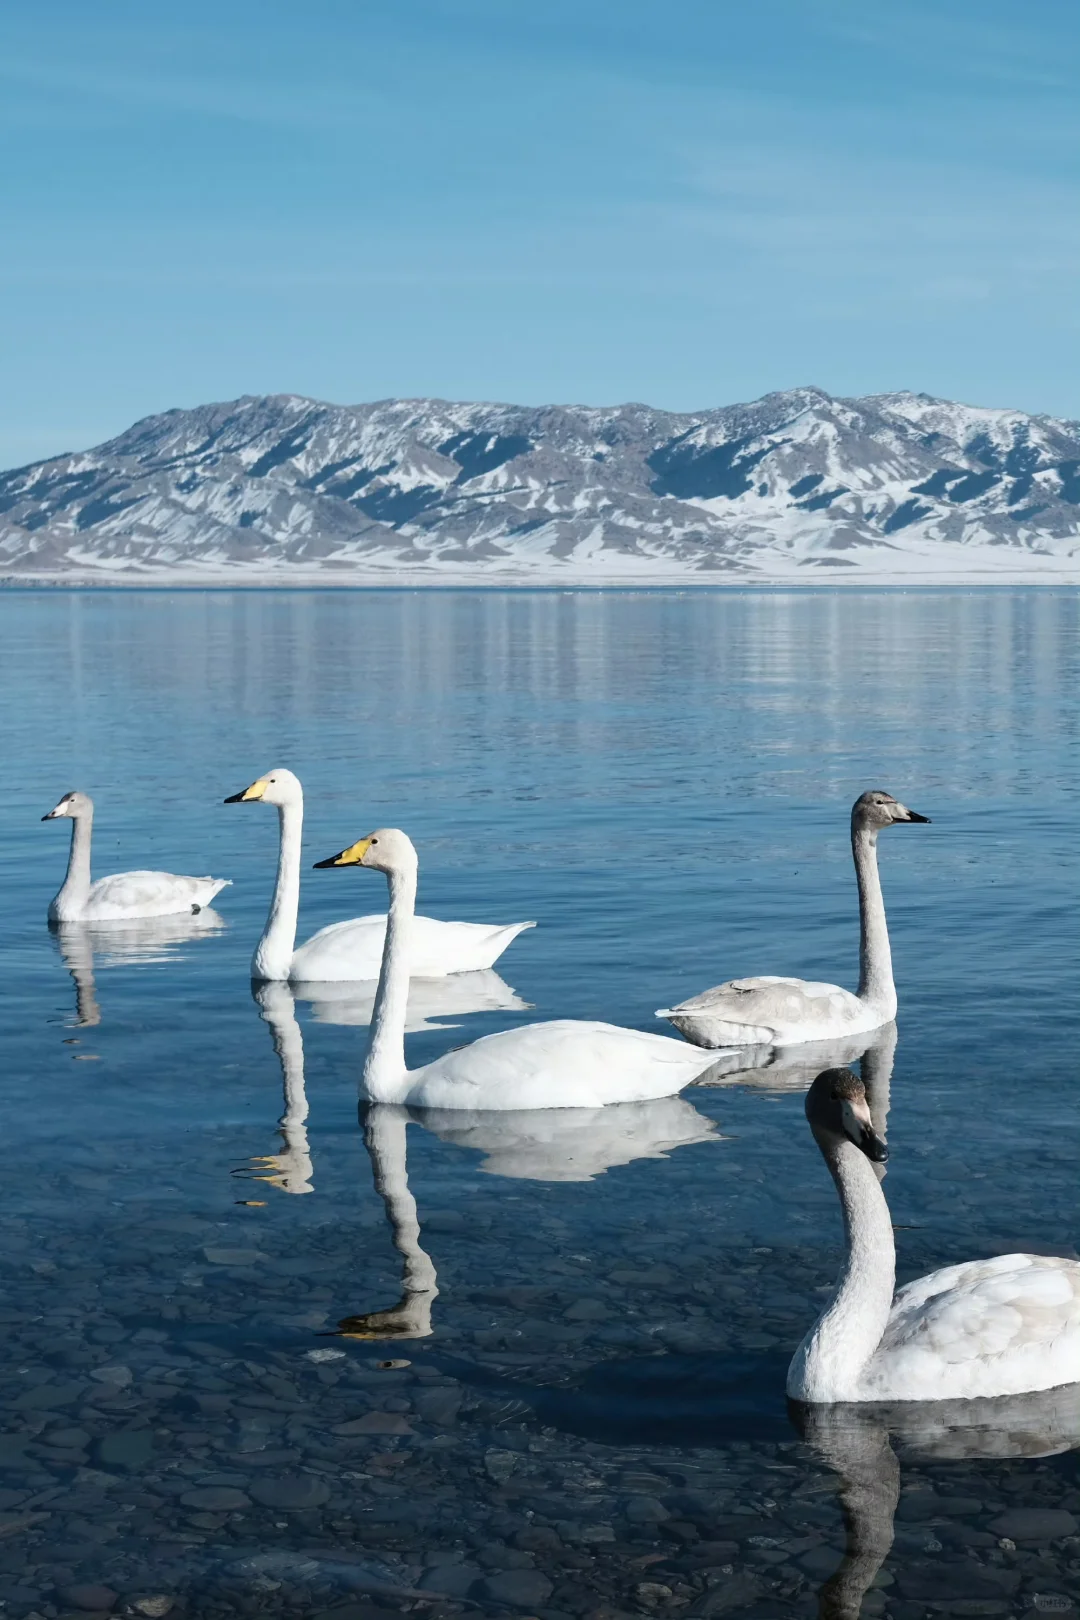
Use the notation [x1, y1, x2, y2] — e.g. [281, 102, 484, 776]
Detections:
[659, 976, 871, 1048]
[865, 1254, 1080, 1400]
[404, 1019, 720, 1111]
[292, 914, 535, 981]
[83, 871, 230, 921]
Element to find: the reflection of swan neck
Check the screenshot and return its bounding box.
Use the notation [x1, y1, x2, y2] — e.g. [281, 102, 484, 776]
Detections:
[366, 1107, 437, 1299]
[253, 799, 303, 981]
[805, 1414, 899, 1620]
[861, 1023, 897, 1150]
[362, 865, 416, 1102]
[52, 807, 94, 920]
[57, 925, 102, 1027]
[788, 1141, 895, 1401]
[853, 823, 894, 1018]
[256, 984, 313, 1194]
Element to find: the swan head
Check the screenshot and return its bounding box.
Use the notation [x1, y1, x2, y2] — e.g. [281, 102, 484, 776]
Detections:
[313, 827, 417, 875]
[224, 767, 302, 807]
[852, 789, 930, 831]
[806, 1067, 888, 1163]
[42, 790, 92, 821]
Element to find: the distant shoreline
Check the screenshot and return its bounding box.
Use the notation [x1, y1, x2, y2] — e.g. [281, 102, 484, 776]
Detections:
[2, 565, 1079, 591]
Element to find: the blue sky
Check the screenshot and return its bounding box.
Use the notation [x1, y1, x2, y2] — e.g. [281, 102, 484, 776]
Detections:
[2, 0, 1078, 468]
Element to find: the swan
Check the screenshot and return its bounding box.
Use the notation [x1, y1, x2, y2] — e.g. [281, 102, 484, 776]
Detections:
[42, 791, 230, 923]
[658, 790, 929, 1048]
[224, 769, 534, 982]
[313, 828, 724, 1108]
[787, 1067, 1080, 1403]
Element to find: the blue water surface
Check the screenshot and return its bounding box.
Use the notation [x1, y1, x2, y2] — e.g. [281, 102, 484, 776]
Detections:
[0, 586, 1077, 1620]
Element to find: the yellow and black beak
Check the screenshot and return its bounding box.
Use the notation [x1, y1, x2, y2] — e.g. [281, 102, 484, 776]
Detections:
[224, 778, 268, 805]
[313, 837, 373, 869]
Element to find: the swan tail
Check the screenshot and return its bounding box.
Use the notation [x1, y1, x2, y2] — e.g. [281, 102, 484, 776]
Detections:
[475, 920, 536, 967]
[657, 1007, 776, 1048]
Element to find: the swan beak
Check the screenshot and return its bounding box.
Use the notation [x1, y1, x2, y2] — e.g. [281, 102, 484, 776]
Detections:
[41, 809, 58, 821]
[901, 808, 930, 823]
[224, 778, 268, 804]
[313, 837, 373, 869]
[861, 1127, 889, 1163]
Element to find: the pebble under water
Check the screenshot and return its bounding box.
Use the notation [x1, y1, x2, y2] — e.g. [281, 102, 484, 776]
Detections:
[0, 586, 1078, 1620]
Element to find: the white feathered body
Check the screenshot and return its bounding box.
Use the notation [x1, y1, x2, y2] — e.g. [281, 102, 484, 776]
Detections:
[375, 1019, 721, 1111]
[50, 871, 230, 924]
[661, 975, 889, 1049]
[856, 1253, 1080, 1402]
[290, 914, 534, 982]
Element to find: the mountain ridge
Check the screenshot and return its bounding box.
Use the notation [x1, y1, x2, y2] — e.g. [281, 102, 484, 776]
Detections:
[2, 386, 1078, 583]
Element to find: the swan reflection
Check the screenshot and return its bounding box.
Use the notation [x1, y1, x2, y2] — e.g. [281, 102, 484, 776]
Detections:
[236, 982, 314, 1196]
[793, 1387, 1080, 1619]
[52, 910, 227, 1026]
[338, 1092, 723, 1339]
[293, 968, 530, 1030]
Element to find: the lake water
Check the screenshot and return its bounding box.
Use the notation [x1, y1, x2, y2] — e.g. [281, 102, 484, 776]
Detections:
[0, 586, 1078, 1620]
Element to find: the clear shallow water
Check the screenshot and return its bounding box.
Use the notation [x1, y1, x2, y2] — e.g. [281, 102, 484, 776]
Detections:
[0, 586, 1078, 1620]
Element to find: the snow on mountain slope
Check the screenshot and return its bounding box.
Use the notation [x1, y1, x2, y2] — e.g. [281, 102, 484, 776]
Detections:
[1, 387, 1078, 583]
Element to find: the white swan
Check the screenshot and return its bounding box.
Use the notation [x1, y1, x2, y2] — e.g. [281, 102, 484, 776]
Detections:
[313, 828, 723, 1109]
[787, 1068, 1080, 1403]
[659, 790, 929, 1048]
[43, 791, 229, 923]
[225, 769, 534, 982]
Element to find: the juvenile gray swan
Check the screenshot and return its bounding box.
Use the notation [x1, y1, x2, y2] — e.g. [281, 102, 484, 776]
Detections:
[659, 790, 928, 1048]
[43, 791, 229, 922]
[787, 1068, 1080, 1404]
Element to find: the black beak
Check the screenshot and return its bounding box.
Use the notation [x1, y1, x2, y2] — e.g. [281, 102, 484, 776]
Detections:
[862, 1128, 889, 1163]
[904, 810, 930, 823]
[41, 812, 54, 821]
[223, 791, 247, 804]
[312, 852, 345, 868]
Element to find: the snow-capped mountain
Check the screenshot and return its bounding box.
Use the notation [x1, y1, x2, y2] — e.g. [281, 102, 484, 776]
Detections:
[2, 386, 1078, 583]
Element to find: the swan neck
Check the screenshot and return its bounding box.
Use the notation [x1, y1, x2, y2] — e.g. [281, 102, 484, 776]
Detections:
[253, 800, 302, 980]
[362, 865, 416, 1103]
[364, 1106, 438, 1299]
[51, 808, 93, 919]
[853, 824, 895, 1017]
[787, 1139, 895, 1402]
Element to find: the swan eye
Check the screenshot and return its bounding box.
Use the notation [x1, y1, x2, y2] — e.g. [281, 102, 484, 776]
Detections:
[370, 838, 379, 846]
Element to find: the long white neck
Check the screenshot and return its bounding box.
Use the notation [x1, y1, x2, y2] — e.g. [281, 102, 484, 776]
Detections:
[786, 1139, 895, 1402]
[853, 823, 895, 1018]
[51, 809, 93, 921]
[361, 865, 416, 1103]
[252, 800, 303, 981]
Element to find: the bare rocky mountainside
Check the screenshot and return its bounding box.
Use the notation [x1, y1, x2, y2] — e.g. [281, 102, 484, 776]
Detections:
[2, 387, 1079, 582]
